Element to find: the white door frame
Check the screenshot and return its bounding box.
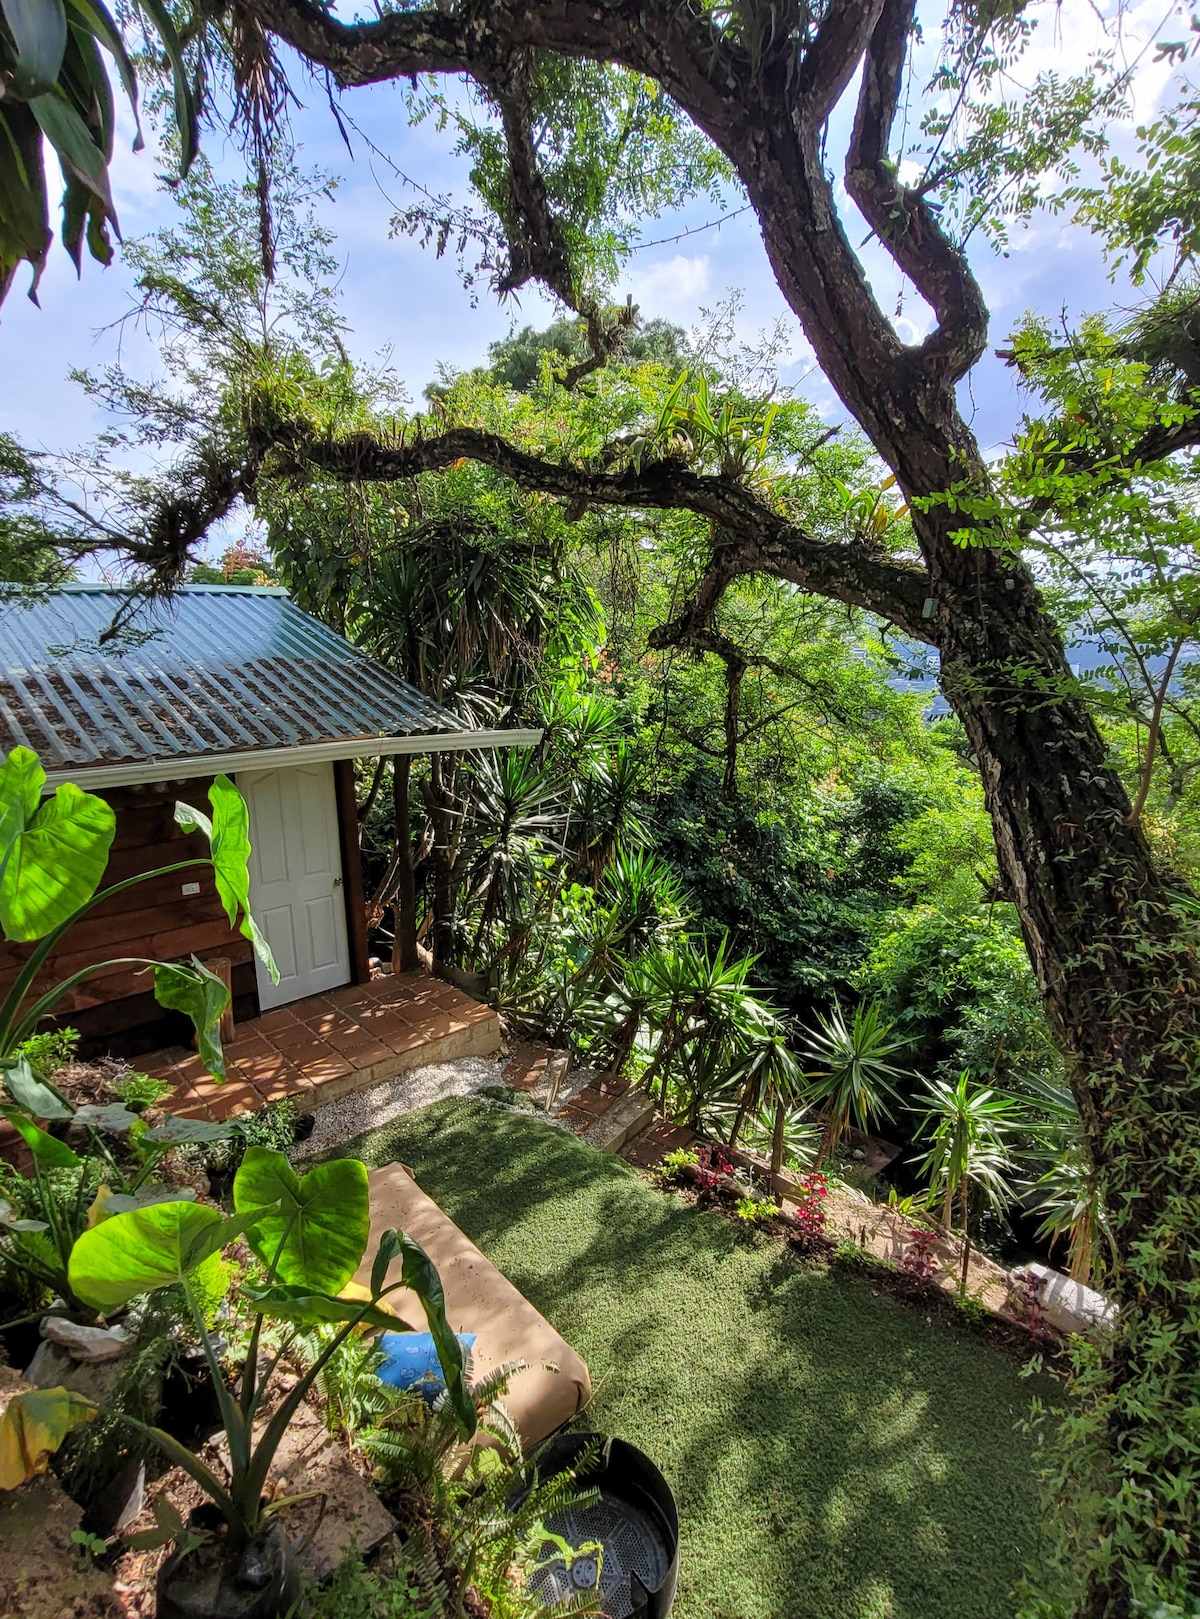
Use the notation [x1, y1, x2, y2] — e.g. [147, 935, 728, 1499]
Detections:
[239, 761, 351, 1011]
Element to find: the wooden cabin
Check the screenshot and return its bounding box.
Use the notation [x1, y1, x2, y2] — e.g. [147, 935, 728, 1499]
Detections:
[0, 584, 538, 1056]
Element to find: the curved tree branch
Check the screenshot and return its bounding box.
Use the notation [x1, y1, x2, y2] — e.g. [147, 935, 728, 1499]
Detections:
[845, 0, 988, 387]
[796, 0, 887, 127]
[262, 421, 935, 638]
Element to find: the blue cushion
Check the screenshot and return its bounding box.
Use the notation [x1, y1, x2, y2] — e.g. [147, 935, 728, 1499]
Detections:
[376, 1330, 476, 1401]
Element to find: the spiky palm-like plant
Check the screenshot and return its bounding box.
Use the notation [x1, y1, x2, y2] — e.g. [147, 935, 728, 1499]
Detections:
[800, 1000, 909, 1164]
[913, 1071, 1023, 1291]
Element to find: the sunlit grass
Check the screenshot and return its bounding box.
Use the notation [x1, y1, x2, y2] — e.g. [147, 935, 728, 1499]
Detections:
[339, 1097, 1056, 1619]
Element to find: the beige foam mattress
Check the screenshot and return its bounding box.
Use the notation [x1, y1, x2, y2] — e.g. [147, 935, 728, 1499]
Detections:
[355, 1163, 591, 1451]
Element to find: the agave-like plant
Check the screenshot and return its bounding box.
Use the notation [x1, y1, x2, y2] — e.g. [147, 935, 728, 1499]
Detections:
[0, 0, 198, 303]
[462, 748, 568, 960]
[800, 1000, 909, 1163]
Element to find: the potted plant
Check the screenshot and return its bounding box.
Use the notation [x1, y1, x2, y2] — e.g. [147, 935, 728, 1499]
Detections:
[67, 1146, 476, 1619]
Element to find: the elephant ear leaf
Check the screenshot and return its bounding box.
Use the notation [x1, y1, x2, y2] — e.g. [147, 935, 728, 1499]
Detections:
[0, 1386, 95, 1489]
[1, 1108, 80, 1167]
[176, 777, 277, 984]
[67, 1199, 224, 1312]
[372, 1228, 477, 1441]
[2, 1055, 72, 1121]
[0, 747, 115, 942]
[152, 958, 228, 1079]
[233, 1148, 370, 1295]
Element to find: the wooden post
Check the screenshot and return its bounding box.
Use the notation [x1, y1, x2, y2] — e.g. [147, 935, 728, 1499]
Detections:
[392, 754, 420, 974]
[333, 758, 372, 984]
[209, 957, 235, 1042]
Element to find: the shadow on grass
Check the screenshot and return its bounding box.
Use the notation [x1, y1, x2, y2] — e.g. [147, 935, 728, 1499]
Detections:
[337, 1098, 1055, 1619]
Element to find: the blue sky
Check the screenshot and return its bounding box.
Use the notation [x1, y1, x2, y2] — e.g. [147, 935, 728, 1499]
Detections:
[0, 0, 1178, 540]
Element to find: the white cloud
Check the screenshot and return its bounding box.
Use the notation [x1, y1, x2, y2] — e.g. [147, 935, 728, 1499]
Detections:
[629, 254, 712, 310]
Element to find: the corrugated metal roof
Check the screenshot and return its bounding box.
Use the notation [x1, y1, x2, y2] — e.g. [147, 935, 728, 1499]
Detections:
[0, 585, 472, 774]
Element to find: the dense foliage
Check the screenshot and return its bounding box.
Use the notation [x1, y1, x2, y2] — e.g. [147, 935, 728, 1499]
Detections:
[7, 1, 1200, 1603]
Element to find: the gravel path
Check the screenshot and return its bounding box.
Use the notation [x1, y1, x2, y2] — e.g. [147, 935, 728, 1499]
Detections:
[293, 1055, 513, 1159]
[292, 1047, 604, 1160]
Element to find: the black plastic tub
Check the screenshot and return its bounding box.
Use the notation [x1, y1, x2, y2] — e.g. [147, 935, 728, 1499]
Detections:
[519, 1432, 679, 1619]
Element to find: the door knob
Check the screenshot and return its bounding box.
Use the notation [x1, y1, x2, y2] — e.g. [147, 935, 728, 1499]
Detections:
[333, 877, 343, 888]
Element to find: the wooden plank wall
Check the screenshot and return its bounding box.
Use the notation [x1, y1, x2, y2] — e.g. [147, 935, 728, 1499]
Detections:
[0, 778, 257, 1056]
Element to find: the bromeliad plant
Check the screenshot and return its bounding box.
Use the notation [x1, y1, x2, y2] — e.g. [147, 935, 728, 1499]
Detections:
[66, 1147, 475, 1574]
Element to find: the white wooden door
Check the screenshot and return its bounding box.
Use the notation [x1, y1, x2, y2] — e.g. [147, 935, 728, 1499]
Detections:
[240, 763, 351, 1010]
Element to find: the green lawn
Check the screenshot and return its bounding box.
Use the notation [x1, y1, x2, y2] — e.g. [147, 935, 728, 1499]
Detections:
[338, 1097, 1055, 1619]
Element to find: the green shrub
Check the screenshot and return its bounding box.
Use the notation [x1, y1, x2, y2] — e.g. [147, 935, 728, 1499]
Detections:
[858, 906, 1062, 1099]
[190, 1097, 297, 1180]
[659, 1146, 698, 1179]
[301, 1544, 447, 1619]
[15, 1027, 80, 1074]
[734, 1195, 781, 1224]
[113, 1070, 174, 1112]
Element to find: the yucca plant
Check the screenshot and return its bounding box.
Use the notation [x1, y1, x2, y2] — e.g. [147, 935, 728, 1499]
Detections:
[726, 1023, 806, 1182]
[1013, 1073, 1113, 1287]
[913, 1071, 1023, 1292]
[0, 0, 198, 304]
[1031, 1143, 1114, 1287]
[800, 1000, 909, 1164]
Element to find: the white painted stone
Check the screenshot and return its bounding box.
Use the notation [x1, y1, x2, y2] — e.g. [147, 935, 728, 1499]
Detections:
[1015, 1264, 1117, 1335]
[40, 1316, 129, 1363]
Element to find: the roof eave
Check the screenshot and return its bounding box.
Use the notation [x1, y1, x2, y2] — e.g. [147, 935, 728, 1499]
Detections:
[38, 728, 545, 791]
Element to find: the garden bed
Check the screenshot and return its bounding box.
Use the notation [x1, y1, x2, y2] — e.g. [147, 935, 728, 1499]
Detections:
[336, 1095, 1064, 1619]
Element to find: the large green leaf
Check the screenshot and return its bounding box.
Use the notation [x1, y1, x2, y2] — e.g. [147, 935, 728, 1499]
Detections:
[72, 1201, 278, 1310]
[151, 958, 228, 1079]
[0, 747, 115, 941]
[66, 0, 141, 148]
[1, 1107, 80, 1167]
[2, 1055, 72, 1120]
[1, 0, 68, 96]
[391, 1229, 477, 1439]
[142, 1115, 233, 1147]
[67, 1198, 225, 1311]
[244, 1283, 406, 1334]
[29, 92, 114, 214]
[73, 1102, 140, 1133]
[175, 778, 278, 985]
[233, 1149, 370, 1294]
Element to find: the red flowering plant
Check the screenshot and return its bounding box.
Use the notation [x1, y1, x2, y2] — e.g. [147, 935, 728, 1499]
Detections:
[1008, 1268, 1055, 1347]
[901, 1225, 939, 1288]
[693, 1143, 736, 1194]
[791, 1171, 830, 1251]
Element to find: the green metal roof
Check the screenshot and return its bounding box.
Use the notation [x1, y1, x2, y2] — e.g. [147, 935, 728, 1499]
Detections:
[0, 585, 517, 783]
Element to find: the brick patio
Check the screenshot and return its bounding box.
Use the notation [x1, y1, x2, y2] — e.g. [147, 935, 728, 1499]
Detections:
[141, 971, 501, 1123]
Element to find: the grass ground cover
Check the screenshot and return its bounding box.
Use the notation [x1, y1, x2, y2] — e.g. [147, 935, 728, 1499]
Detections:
[337, 1096, 1056, 1619]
